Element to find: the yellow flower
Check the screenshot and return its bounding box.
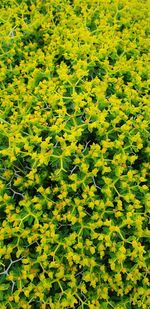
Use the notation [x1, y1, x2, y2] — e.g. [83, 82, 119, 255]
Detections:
[90, 246, 95, 255]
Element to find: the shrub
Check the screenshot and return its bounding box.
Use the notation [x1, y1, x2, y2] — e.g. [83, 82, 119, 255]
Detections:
[0, 0, 149, 308]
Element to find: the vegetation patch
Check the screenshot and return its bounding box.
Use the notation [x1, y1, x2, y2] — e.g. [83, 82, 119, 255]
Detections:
[0, 0, 149, 308]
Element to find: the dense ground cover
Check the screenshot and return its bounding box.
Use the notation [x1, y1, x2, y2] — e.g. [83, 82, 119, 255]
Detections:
[0, 0, 150, 308]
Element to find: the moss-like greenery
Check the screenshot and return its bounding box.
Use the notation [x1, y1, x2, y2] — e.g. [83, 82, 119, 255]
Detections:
[0, 0, 149, 308]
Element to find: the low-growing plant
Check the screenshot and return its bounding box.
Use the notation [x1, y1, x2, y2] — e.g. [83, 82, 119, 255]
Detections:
[0, 0, 149, 308]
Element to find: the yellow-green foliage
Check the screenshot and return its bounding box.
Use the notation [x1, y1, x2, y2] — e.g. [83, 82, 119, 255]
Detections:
[0, 0, 150, 308]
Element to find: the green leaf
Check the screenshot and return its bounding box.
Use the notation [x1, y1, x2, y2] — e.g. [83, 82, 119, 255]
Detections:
[0, 283, 10, 291]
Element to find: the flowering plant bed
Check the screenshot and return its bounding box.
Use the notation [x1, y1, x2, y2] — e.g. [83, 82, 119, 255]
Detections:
[0, 0, 149, 308]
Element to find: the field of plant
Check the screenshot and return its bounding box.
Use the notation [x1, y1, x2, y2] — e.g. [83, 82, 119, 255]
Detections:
[0, 0, 149, 308]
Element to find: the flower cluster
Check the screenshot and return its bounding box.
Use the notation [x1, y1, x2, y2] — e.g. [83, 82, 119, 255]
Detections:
[0, 0, 149, 308]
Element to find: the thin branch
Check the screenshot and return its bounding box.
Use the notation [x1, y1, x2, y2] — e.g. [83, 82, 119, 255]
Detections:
[70, 165, 78, 174]
[82, 140, 91, 153]
[92, 177, 101, 190]
[9, 188, 24, 198]
[11, 280, 15, 293]
[0, 257, 24, 276]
